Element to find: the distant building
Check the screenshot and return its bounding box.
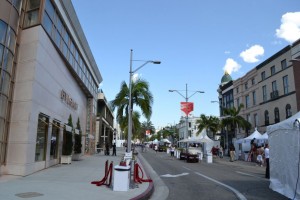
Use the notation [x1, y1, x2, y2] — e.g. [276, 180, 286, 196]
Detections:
[178, 115, 201, 140]
[218, 39, 300, 141]
[0, 0, 102, 176]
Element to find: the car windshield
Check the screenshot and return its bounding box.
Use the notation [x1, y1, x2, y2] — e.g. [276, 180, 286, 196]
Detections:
[188, 147, 202, 155]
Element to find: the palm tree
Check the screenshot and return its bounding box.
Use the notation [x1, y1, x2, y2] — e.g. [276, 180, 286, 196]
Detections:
[119, 111, 141, 140]
[111, 78, 153, 123]
[196, 114, 220, 139]
[139, 120, 155, 142]
[221, 104, 251, 142]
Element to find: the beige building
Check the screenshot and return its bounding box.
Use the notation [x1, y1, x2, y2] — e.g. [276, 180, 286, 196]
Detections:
[219, 39, 300, 139]
[0, 0, 102, 176]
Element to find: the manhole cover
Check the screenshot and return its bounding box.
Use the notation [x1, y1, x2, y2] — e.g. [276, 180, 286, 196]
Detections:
[15, 192, 44, 198]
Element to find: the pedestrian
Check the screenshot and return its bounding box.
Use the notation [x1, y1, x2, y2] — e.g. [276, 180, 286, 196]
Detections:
[105, 142, 110, 156]
[154, 145, 158, 153]
[256, 146, 263, 167]
[170, 146, 175, 157]
[264, 144, 270, 179]
[229, 144, 235, 162]
[112, 143, 116, 156]
[219, 146, 224, 158]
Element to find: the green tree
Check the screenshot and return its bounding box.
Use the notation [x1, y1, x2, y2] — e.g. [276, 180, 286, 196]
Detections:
[196, 114, 220, 139]
[74, 117, 82, 154]
[221, 104, 251, 142]
[111, 78, 153, 139]
[139, 120, 155, 142]
[119, 111, 141, 140]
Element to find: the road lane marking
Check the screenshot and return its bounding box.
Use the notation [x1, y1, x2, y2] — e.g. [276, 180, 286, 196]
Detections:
[182, 166, 191, 171]
[195, 172, 247, 200]
[236, 171, 268, 181]
[161, 173, 189, 178]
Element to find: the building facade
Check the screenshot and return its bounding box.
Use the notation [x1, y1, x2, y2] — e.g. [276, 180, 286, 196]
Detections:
[178, 115, 200, 140]
[0, 0, 102, 176]
[96, 90, 114, 150]
[218, 39, 300, 139]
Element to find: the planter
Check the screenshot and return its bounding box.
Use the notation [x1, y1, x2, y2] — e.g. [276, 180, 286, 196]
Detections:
[61, 155, 72, 164]
[72, 154, 81, 161]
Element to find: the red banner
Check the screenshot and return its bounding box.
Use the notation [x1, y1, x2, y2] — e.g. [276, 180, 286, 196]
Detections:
[181, 102, 194, 115]
[146, 130, 150, 135]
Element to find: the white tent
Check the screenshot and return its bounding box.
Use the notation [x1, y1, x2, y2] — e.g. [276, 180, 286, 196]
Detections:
[266, 111, 300, 199]
[261, 132, 268, 140]
[177, 129, 214, 154]
[161, 138, 171, 143]
[237, 128, 264, 143]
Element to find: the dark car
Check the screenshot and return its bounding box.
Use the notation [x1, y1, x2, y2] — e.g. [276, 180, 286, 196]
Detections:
[158, 145, 166, 152]
[180, 147, 202, 163]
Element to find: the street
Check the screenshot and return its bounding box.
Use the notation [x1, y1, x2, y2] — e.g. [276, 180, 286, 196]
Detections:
[141, 148, 288, 200]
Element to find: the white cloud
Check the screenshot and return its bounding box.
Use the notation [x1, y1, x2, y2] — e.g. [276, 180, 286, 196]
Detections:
[276, 12, 300, 43]
[223, 58, 241, 75]
[240, 45, 264, 63]
[224, 51, 231, 54]
[132, 73, 141, 82]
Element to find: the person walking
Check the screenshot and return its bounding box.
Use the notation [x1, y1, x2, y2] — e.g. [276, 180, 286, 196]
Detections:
[112, 143, 116, 156]
[105, 142, 110, 156]
[229, 144, 235, 162]
[170, 146, 175, 157]
[154, 145, 158, 153]
[264, 144, 270, 179]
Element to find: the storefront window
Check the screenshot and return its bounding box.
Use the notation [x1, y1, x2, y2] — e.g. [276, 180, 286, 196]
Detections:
[42, 12, 52, 35]
[0, 44, 4, 65]
[6, 27, 16, 53]
[3, 49, 13, 74]
[35, 114, 48, 162]
[12, 0, 22, 12]
[45, 0, 55, 20]
[24, 10, 39, 27]
[0, 95, 8, 118]
[0, 20, 7, 44]
[50, 120, 60, 159]
[0, 71, 10, 95]
[26, 0, 40, 10]
[0, 118, 4, 141]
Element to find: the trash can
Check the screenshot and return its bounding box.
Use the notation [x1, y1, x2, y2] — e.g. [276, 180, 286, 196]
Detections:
[206, 153, 213, 163]
[113, 165, 131, 191]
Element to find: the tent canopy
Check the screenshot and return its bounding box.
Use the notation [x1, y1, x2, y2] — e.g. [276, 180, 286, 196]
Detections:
[161, 138, 171, 143]
[236, 128, 266, 144]
[243, 128, 263, 141]
[266, 111, 300, 199]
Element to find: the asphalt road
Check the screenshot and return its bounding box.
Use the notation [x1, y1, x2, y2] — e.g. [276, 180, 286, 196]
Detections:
[141, 148, 288, 200]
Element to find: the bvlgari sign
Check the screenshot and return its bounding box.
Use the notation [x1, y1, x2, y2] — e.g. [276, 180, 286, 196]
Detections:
[61, 90, 78, 110]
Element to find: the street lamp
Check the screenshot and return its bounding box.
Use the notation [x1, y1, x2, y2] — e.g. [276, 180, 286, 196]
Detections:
[169, 84, 204, 142]
[127, 49, 161, 153]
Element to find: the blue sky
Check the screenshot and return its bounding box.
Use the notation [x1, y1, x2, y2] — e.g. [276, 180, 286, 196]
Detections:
[71, 0, 300, 129]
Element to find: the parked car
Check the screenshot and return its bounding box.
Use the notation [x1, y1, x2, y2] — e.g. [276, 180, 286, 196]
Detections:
[180, 147, 202, 163]
[158, 145, 167, 152]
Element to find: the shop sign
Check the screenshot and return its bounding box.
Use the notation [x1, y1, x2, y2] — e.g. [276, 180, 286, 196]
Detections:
[61, 90, 78, 110]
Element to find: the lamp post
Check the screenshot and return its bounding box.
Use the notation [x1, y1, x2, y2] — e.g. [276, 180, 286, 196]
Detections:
[169, 84, 204, 142]
[127, 49, 161, 153]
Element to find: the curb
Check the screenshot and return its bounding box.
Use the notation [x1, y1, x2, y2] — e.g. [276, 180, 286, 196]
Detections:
[134, 149, 169, 200]
[130, 151, 154, 200]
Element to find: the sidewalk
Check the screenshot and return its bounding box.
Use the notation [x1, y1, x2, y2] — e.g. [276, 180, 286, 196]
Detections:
[0, 148, 153, 200]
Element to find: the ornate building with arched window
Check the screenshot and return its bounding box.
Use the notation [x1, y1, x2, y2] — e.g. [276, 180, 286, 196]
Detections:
[218, 39, 300, 136]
